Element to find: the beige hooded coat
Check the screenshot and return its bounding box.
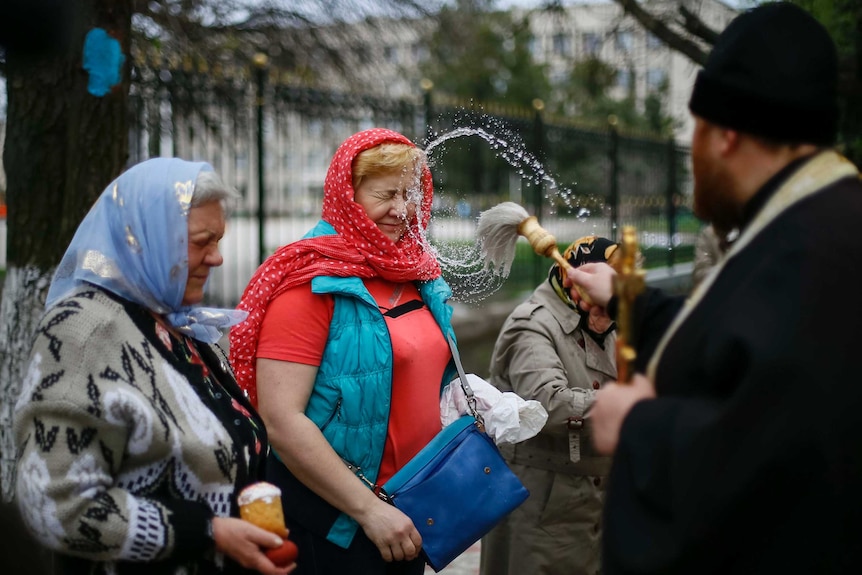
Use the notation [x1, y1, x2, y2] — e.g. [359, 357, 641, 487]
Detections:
[480, 279, 616, 575]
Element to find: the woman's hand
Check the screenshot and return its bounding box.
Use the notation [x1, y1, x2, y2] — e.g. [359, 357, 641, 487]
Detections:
[586, 305, 613, 334]
[357, 500, 423, 562]
[212, 517, 296, 575]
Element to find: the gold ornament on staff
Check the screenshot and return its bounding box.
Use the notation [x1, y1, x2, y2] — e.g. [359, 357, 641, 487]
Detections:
[612, 225, 645, 383]
[476, 201, 593, 304]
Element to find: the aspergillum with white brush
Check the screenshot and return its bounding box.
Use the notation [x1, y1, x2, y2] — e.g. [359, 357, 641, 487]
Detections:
[475, 201, 644, 383]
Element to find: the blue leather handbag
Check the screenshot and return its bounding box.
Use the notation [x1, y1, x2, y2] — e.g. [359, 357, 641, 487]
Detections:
[380, 336, 529, 572]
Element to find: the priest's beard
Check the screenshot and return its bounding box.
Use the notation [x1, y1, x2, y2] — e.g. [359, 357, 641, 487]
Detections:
[692, 153, 743, 240]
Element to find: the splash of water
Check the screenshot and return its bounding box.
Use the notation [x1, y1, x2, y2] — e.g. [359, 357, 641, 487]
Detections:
[412, 122, 581, 304]
[424, 125, 578, 213]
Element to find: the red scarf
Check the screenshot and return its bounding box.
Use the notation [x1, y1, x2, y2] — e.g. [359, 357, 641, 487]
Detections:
[230, 128, 441, 405]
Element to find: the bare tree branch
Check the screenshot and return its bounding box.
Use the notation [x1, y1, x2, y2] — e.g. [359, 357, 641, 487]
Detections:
[611, 0, 708, 65]
[678, 4, 720, 45]
[127, 0, 445, 97]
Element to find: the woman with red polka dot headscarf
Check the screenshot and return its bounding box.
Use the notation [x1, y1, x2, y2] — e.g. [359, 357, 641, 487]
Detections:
[230, 128, 458, 574]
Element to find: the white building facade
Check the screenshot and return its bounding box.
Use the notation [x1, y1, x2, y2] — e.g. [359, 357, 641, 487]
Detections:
[514, 0, 737, 141]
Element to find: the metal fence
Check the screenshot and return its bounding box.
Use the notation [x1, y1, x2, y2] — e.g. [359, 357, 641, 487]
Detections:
[127, 58, 697, 307]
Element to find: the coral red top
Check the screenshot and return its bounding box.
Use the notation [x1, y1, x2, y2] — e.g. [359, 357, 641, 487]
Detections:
[257, 277, 448, 483]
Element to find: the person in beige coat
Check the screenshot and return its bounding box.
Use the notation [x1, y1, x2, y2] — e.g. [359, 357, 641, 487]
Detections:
[480, 236, 618, 575]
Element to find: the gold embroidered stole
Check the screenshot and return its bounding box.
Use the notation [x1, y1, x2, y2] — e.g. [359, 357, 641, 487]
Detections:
[646, 151, 860, 382]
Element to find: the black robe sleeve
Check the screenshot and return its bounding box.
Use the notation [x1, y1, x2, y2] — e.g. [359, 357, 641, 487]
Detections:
[607, 287, 685, 373]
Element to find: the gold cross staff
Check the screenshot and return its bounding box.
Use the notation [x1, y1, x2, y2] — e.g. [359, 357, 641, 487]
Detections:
[612, 226, 645, 383]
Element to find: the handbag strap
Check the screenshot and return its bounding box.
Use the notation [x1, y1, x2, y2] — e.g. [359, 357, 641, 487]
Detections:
[447, 333, 485, 430]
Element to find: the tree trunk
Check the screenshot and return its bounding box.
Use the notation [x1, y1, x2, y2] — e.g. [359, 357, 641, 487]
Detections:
[0, 0, 132, 501]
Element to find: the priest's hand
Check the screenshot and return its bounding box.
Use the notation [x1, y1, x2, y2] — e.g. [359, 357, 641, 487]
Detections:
[565, 262, 616, 310]
[589, 374, 656, 455]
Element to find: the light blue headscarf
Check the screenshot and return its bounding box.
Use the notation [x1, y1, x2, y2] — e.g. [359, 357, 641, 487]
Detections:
[46, 158, 247, 343]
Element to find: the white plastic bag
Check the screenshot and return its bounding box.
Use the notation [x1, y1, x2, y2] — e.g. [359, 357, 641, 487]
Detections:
[440, 374, 548, 445]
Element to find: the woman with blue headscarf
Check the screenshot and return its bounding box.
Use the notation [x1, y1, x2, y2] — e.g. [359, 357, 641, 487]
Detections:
[13, 158, 294, 575]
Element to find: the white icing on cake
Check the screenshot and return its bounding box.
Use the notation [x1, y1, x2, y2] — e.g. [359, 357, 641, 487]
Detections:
[238, 482, 282, 506]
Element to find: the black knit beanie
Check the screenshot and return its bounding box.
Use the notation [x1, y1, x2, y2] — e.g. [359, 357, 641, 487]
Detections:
[688, 2, 839, 145]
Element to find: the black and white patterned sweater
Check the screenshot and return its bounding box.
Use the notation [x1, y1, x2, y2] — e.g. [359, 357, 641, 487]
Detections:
[14, 286, 268, 574]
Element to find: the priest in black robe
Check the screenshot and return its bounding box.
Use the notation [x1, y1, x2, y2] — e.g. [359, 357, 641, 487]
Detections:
[567, 3, 862, 574]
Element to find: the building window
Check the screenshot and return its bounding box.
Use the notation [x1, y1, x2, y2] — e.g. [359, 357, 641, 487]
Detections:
[647, 68, 667, 91]
[527, 36, 539, 57]
[549, 69, 568, 86]
[616, 69, 633, 91]
[552, 32, 571, 56]
[412, 43, 428, 63]
[615, 30, 633, 53]
[583, 32, 601, 56]
[383, 46, 398, 64]
[647, 32, 663, 50]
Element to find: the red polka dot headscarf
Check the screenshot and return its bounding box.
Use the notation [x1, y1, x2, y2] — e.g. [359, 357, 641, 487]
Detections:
[230, 128, 441, 404]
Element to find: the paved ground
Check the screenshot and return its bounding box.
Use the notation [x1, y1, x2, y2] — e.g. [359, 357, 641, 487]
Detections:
[424, 542, 480, 575]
